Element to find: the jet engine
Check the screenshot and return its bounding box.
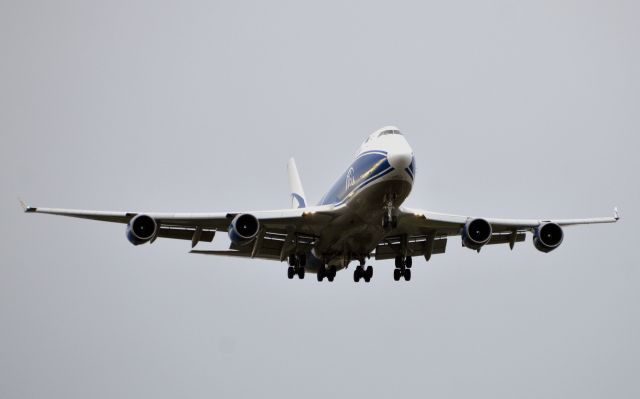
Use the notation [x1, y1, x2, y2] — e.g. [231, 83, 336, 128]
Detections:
[533, 222, 564, 253]
[126, 214, 158, 245]
[462, 218, 492, 250]
[228, 214, 260, 245]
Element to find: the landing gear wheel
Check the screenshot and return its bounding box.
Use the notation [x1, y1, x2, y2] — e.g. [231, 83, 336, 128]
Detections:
[317, 268, 325, 282]
[328, 266, 337, 282]
[405, 256, 412, 268]
[297, 267, 305, 279]
[395, 256, 403, 269]
[404, 269, 412, 281]
[354, 266, 363, 282]
[393, 268, 402, 281]
[299, 254, 307, 267]
[287, 266, 295, 279]
[364, 266, 373, 282]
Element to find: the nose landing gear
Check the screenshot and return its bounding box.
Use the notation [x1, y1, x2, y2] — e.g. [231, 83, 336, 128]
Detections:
[382, 196, 399, 231]
[382, 214, 398, 230]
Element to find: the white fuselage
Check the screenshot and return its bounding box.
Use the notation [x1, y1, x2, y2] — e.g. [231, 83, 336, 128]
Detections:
[310, 127, 415, 269]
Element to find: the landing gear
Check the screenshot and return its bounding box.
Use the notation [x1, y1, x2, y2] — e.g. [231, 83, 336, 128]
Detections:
[393, 256, 413, 281]
[353, 265, 373, 283]
[394, 256, 412, 268]
[393, 267, 411, 281]
[317, 266, 337, 282]
[382, 197, 398, 230]
[382, 214, 398, 230]
[287, 254, 306, 280]
[328, 266, 336, 282]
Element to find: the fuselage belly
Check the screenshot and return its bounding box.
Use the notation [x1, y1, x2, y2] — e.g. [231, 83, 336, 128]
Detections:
[309, 127, 414, 271]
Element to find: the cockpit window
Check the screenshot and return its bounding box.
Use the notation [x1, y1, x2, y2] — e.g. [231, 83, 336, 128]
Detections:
[378, 129, 402, 137]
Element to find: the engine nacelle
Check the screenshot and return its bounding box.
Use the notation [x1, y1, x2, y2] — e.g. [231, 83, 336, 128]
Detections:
[533, 222, 564, 253]
[462, 218, 492, 250]
[126, 214, 158, 246]
[228, 213, 260, 246]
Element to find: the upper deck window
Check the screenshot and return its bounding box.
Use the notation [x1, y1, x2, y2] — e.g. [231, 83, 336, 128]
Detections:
[378, 129, 402, 137]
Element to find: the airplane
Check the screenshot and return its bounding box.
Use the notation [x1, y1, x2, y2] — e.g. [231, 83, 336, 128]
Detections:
[22, 126, 620, 282]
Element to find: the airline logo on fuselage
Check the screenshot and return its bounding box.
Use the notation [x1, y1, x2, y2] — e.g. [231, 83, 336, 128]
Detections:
[346, 167, 356, 190]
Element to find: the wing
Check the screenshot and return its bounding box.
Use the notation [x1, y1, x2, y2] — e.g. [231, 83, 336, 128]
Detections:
[386, 206, 620, 260]
[21, 201, 341, 260]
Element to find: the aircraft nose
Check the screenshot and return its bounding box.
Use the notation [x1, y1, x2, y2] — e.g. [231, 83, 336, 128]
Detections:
[387, 149, 412, 169]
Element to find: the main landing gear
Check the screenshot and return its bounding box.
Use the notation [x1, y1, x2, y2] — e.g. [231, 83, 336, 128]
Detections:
[393, 256, 412, 281]
[317, 266, 337, 282]
[287, 254, 306, 280]
[353, 264, 373, 283]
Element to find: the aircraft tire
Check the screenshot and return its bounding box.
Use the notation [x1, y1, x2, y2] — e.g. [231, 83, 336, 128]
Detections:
[354, 266, 363, 282]
[404, 269, 412, 281]
[393, 268, 402, 281]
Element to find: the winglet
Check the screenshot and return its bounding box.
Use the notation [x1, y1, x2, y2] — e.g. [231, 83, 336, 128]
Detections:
[614, 207, 620, 221]
[18, 198, 36, 213]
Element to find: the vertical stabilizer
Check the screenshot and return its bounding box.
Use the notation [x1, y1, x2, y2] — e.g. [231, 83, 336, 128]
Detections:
[287, 158, 307, 208]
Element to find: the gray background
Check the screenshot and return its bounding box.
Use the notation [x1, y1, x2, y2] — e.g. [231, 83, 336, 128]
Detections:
[1, 1, 638, 398]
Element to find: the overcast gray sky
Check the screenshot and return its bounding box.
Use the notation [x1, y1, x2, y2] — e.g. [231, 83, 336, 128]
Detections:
[1, 1, 638, 398]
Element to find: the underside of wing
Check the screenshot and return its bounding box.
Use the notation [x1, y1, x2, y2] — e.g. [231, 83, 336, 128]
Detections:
[400, 207, 619, 234]
[190, 231, 316, 262]
[393, 206, 618, 255]
[23, 201, 341, 250]
[374, 231, 527, 261]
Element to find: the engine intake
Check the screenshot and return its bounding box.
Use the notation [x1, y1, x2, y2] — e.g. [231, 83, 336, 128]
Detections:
[462, 218, 492, 250]
[126, 214, 158, 245]
[534, 222, 564, 253]
[228, 214, 260, 245]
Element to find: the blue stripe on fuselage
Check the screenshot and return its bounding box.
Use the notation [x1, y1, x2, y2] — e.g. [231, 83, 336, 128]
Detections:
[405, 167, 414, 180]
[333, 166, 394, 207]
[318, 152, 391, 206]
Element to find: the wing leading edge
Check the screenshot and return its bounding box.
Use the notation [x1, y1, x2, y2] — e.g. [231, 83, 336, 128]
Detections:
[22, 200, 619, 262]
[391, 207, 619, 259]
[21, 201, 341, 250]
[402, 207, 620, 233]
